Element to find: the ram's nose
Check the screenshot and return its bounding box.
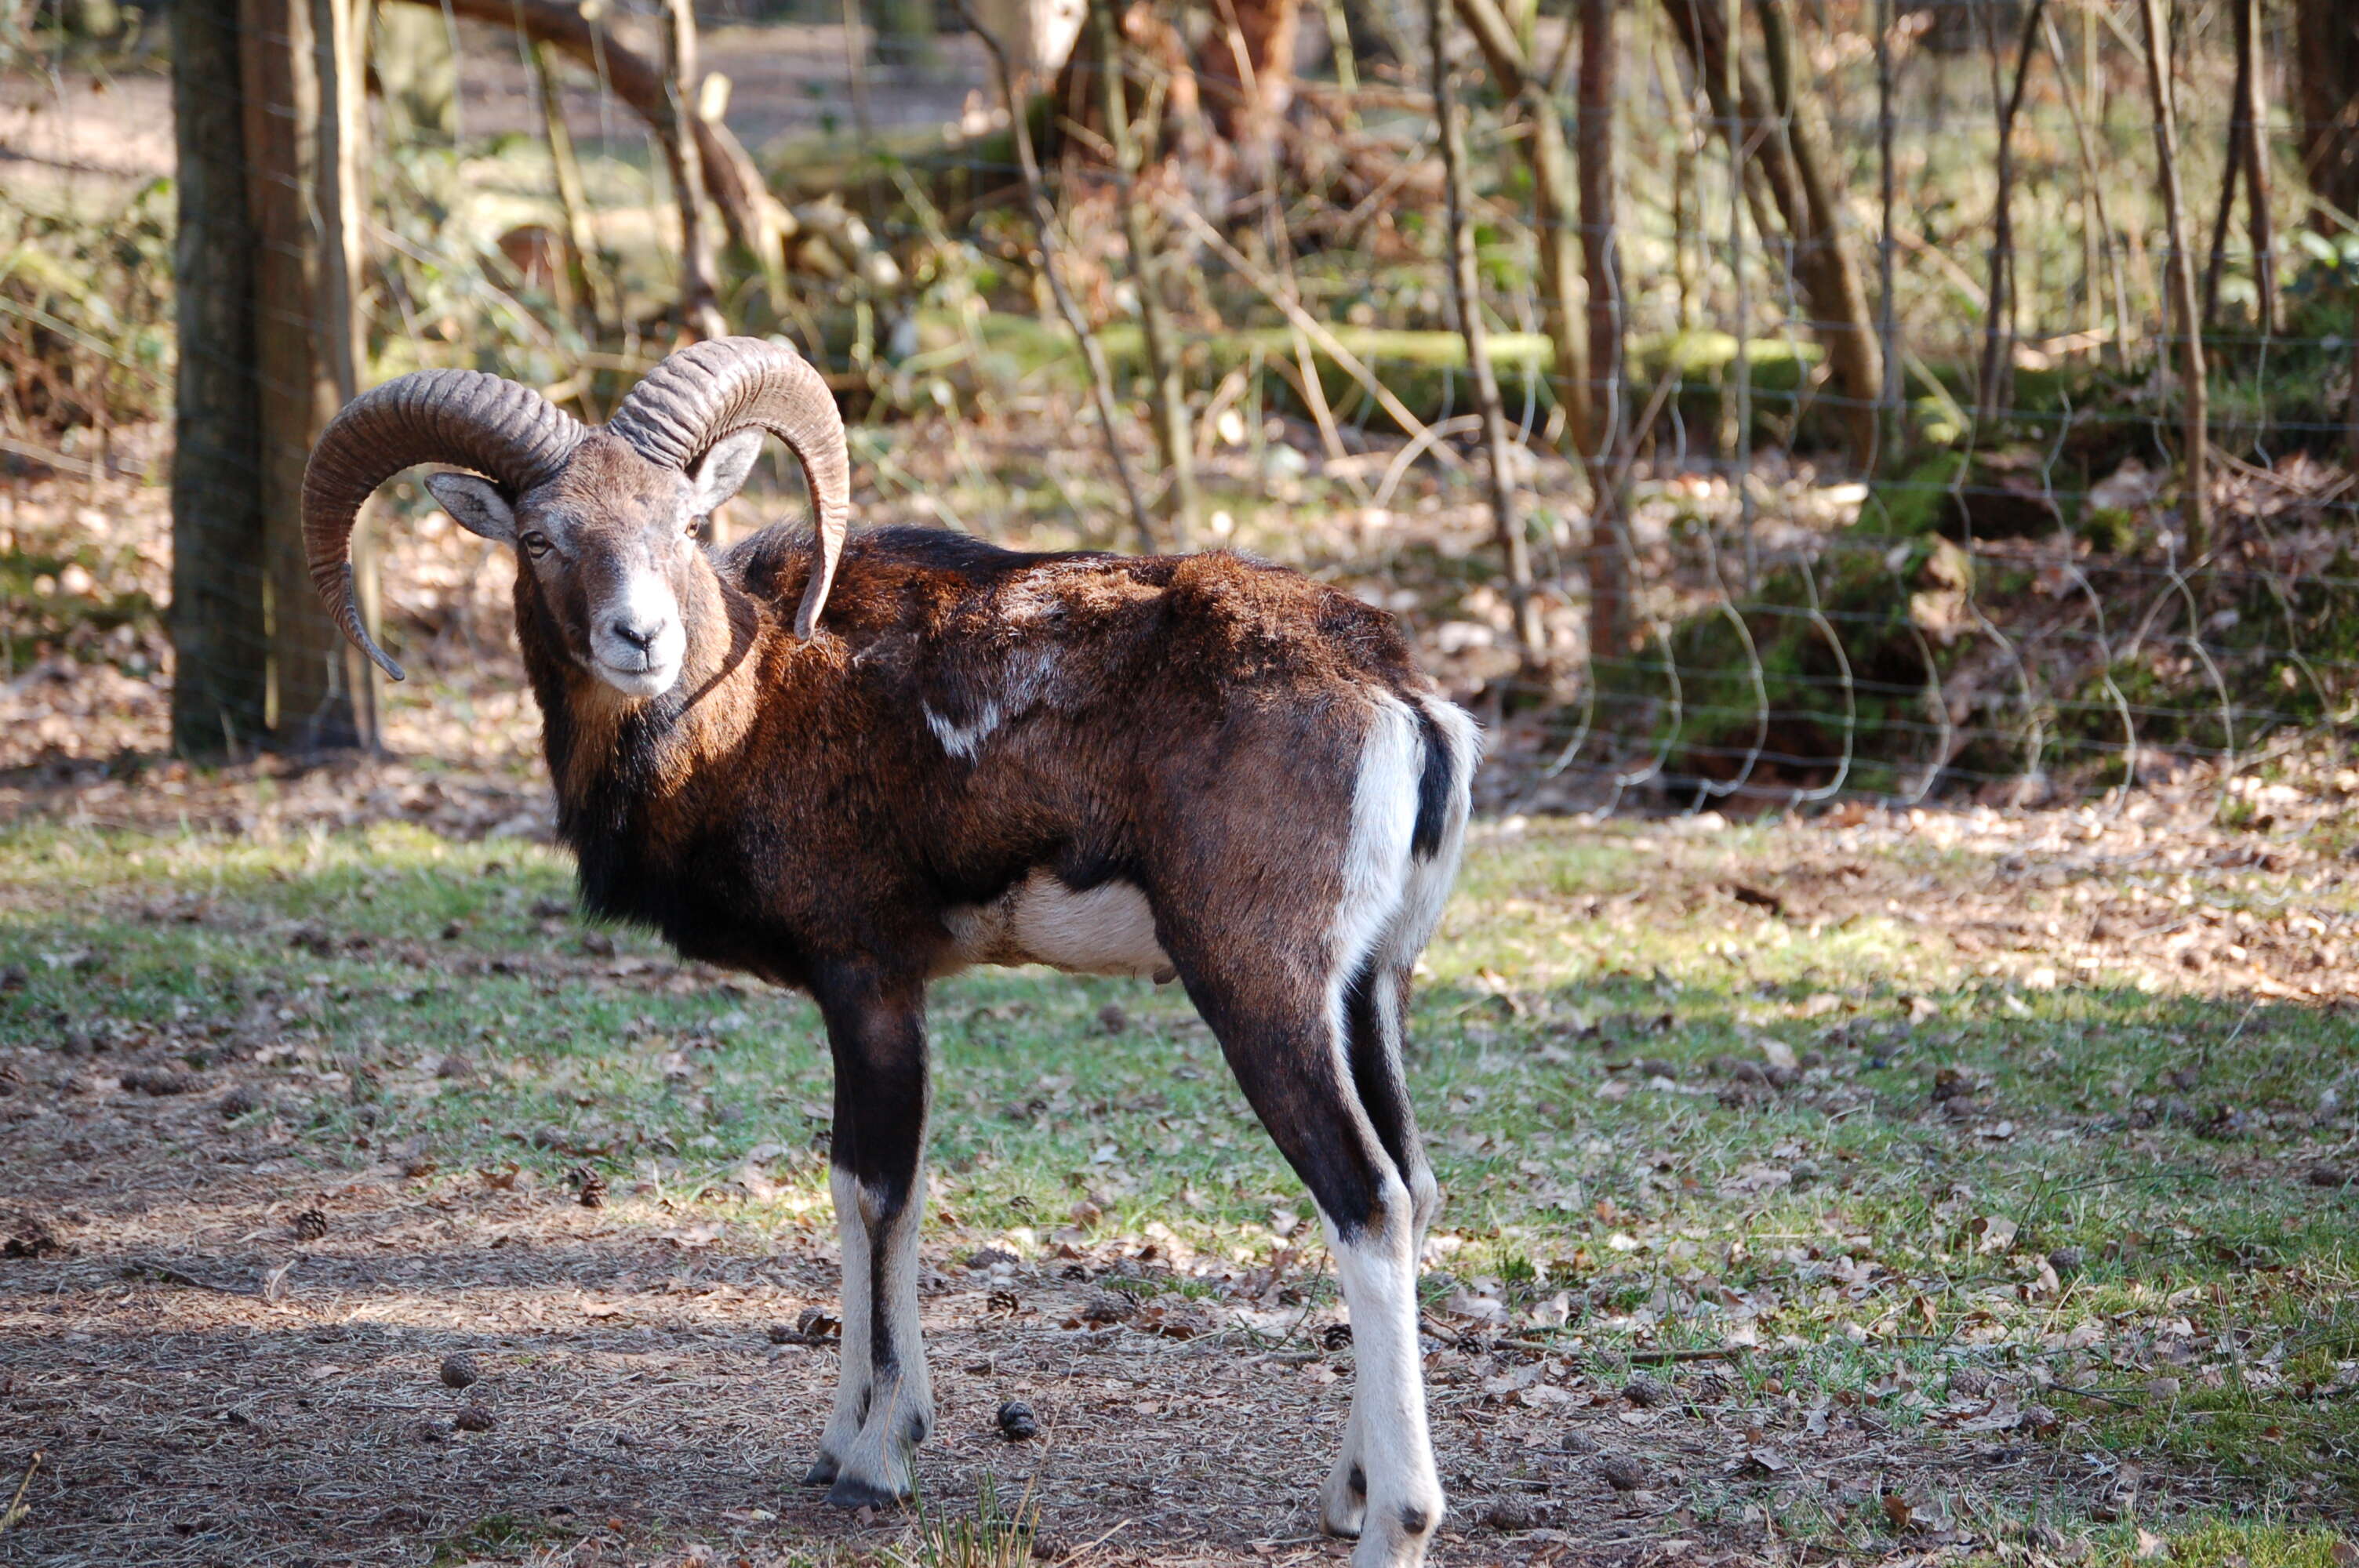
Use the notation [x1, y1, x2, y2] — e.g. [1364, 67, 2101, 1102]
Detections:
[608, 614, 671, 655]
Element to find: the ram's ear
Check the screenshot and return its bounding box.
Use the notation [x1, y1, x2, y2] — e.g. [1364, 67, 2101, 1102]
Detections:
[424, 471, 517, 543]
[686, 428, 766, 517]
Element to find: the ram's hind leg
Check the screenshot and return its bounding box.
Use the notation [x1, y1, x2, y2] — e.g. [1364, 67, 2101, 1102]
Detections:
[804, 964, 934, 1508]
[1319, 960, 1438, 1541]
[1174, 949, 1442, 1568]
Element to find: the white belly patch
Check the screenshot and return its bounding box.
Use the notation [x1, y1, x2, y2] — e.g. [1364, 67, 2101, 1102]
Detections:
[943, 872, 1175, 982]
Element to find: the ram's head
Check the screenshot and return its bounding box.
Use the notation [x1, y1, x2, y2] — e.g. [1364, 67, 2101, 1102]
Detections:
[301, 337, 849, 699]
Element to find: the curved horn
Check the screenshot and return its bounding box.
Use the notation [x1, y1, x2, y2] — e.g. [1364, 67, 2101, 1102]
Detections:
[607, 336, 850, 639]
[302, 371, 586, 681]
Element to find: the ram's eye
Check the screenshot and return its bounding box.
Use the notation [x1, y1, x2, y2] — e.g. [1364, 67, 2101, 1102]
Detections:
[520, 532, 554, 558]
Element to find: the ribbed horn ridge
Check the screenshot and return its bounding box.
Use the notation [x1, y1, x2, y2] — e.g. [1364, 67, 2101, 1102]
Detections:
[303, 370, 586, 681]
[607, 336, 851, 639]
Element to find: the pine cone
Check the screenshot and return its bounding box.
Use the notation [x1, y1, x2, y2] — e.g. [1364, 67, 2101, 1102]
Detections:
[1075, 1290, 1137, 1326]
[291, 1209, 329, 1242]
[1594, 1452, 1648, 1492]
[1623, 1373, 1672, 1408]
[571, 1167, 608, 1209]
[439, 1352, 479, 1389]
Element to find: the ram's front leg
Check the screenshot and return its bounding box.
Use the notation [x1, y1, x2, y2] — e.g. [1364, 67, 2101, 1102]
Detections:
[803, 963, 934, 1508]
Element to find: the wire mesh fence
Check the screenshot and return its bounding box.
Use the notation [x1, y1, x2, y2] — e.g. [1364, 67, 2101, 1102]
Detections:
[2, 0, 2355, 815]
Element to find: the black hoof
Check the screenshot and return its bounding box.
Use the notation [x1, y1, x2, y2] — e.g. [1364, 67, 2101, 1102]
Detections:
[801, 1456, 840, 1486]
[825, 1474, 909, 1511]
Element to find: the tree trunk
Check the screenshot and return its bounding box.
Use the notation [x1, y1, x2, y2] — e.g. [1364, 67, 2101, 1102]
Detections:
[1577, 0, 1629, 691]
[171, 0, 269, 758]
[1975, 0, 2045, 422]
[954, 0, 1157, 554]
[2201, 95, 2247, 331]
[2295, 0, 2359, 223]
[660, 0, 725, 339]
[2040, 4, 2130, 366]
[1452, 0, 1592, 475]
[1876, 0, 1902, 450]
[1092, 0, 1196, 539]
[238, 0, 375, 751]
[1661, 0, 1881, 456]
[2137, 0, 2209, 561]
[2235, 0, 2277, 332]
[1428, 0, 1544, 685]
[1201, 0, 1301, 182]
[1052, 0, 1198, 162]
[531, 42, 615, 339]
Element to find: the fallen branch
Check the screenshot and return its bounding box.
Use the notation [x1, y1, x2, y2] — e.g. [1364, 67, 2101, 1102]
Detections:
[1172, 205, 1463, 471]
[0, 1452, 39, 1535]
[0, 434, 106, 478]
[119, 1260, 253, 1294]
[1488, 1334, 1756, 1363]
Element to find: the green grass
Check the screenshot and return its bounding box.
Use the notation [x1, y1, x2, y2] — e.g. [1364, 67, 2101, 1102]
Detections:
[3, 811, 2357, 1541]
[2093, 1518, 2359, 1568]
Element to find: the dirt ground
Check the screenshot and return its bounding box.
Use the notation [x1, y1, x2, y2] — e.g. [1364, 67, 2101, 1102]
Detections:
[0, 977, 2127, 1568]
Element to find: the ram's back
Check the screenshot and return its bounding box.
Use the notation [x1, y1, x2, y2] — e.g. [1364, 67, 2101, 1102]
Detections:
[725, 523, 1430, 720]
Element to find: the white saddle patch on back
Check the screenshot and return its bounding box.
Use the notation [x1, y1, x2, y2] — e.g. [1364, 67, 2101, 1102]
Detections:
[943, 871, 1174, 981]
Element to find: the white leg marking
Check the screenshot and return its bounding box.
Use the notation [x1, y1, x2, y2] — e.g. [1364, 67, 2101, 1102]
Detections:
[814, 1165, 874, 1478]
[1329, 1199, 1444, 1568]
[1320, 1397, 1369, 1538]
[828, 1170, 932, 1503]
